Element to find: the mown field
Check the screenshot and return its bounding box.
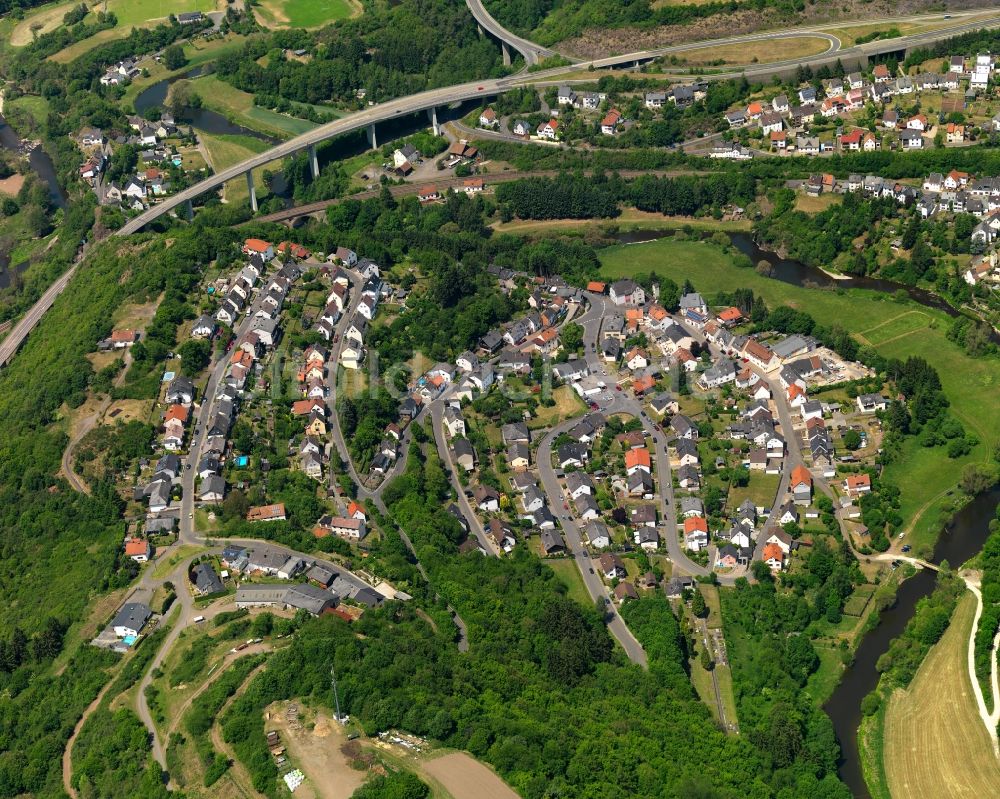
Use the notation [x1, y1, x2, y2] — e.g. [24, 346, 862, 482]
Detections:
[599, 237, 999, 553]
[255, 0, 361, 28]
[198, 132, 272, 205]
[190, 74, 319, 139]
[883, 592, 1000, 798]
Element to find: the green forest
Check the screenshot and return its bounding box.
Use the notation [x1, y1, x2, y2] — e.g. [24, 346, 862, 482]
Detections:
[214, 0, 511, 108]
[217, 441, 831, 799]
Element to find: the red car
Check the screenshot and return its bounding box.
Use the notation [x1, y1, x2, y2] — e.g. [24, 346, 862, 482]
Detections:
[615, 385, 622, 392]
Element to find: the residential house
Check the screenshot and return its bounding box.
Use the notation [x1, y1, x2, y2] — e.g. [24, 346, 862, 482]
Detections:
[843, 473, 872, 497]
[599, 552, 626, 580]
[585, 521, 612, 549]
[684, 516, 709, 551]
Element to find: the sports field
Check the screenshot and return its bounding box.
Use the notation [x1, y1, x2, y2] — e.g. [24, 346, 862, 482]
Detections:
[255, 0, 361, 28]
[883, 593, 1000, 798]
[857, 310, 934, 346]
[599, 237, 999, 551]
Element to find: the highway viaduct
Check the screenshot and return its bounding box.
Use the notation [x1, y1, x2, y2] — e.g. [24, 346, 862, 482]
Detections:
[100, 10, 1000, 236]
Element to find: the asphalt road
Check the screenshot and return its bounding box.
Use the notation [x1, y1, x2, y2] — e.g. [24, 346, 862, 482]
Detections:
[429, 401, 501, 556]
[0, 254, 80, 367]
[574, 293, 721, 581]
[535, 424, 648, 667]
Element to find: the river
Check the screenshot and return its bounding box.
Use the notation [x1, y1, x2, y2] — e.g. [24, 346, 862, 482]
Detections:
[0, 114, 66, 290]
[825, 487, 1000, 799]
[615, 228, 964, 319]
[134, 66, 281, 145]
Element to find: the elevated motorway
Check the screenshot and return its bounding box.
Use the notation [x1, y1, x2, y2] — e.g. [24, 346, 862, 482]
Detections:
[104, 9, 1000, 237]
[464, 0, 555, 66]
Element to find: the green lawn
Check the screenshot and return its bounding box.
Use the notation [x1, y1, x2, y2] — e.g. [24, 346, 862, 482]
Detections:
[858, 309, 934, 346]
[545, 559, 592, 609]
[105, 0, 218, 26]
[843, 584, 877, 617]
[599, 237, 1000, 553]
[119, 34, 246, 104]
[807, 643, 847, 703]
[151, 544, 206, 579]
[726, 472, 780, 513]
[198, 132, 273, 205]
[190, 74, 319, 139]
[699, 584, 723, 630]
[257, 0, 359, 28]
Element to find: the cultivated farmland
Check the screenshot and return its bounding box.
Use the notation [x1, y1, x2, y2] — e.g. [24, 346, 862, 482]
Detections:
[883, 593, 1000, 798]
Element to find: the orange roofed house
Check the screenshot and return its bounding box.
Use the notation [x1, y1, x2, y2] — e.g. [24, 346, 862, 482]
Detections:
[843, 473, 872, 497]
[586, 281, 606, 294]
[243, 238, 275, 261]
[247, 503, 287, 523]
[277, 241, 311, 260]
[124, 538, 153, 563]
[625, 447, 652, 475]
[718, 307, 743, 326]
[684, 516, 709, 551]
[763, 543, 785, 572]
[791, 464, 812, 503]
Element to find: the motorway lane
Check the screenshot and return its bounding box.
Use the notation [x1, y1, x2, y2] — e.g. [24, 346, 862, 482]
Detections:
[0, 258, 79, 367]
[464, 0, 555, 65]
[535, 423, 647, 667]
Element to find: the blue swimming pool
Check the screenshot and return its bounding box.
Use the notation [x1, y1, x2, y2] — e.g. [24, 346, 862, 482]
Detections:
[122, 635, 137, 646]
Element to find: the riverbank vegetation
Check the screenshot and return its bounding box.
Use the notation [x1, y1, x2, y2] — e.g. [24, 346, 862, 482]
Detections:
[973, 522, 1000, 711]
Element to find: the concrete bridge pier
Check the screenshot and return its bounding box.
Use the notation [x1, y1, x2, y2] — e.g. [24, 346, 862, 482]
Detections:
[502, 42, 511, 67]
[246, 170, 258, 213]
[427, 107, 440, 136]
[185, 199, 193, 221]
[366, 123, 378, 150]
[308, 144, 320, 180]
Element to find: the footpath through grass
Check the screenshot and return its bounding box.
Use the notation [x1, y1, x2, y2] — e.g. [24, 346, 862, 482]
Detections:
[599, 237, 1000, 552]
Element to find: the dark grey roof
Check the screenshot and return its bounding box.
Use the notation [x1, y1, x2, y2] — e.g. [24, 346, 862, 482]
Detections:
[112, 602, 151, 632]
[285, 584, 338, 614]
[193, 563, 224, 595]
